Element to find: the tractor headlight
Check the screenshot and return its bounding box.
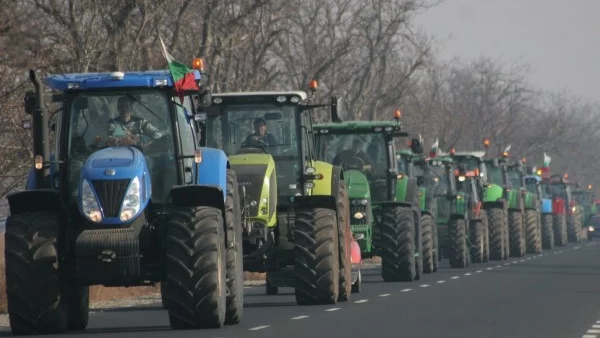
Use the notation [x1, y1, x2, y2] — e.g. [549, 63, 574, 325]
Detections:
[120, 176, 141, 222]
[458, 176, 466, 182]
[571, 206, 576, 212]
[352, 199, 369, 206]
[588, 226, 594, 232]
[353, 212, 365, 220]
[81, 179, 102, 223]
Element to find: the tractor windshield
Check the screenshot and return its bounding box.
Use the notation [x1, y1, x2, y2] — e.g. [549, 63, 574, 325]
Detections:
[204, 102, 299, 198]
[548, 183, 568, 199]
[507, 170, 523, 189]
[428, 165, 448, 194]
[487, 166, 504, 186]
[525, 180, 538, 194]
[316, 133, 387, 180]
[572, 191, 593, 207]
[66, 89, 176, 203]
[397, 154, 411, 175]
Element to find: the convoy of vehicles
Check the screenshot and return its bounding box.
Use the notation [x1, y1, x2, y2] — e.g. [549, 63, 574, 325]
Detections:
[3, 56, 593, 335]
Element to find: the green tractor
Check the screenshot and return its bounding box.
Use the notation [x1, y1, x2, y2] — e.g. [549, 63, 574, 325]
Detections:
[313, 114, 428, 282]
[506, 159, 542, 254]
[571, 183, 595, 241]
[199, 86, 359, 305]
[449, 150, 508, 261]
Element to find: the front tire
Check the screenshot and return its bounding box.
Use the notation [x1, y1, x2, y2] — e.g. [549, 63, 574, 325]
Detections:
[486, 207, 505, 261]
[567, 210, 582, 243]
[449, 217, 468, 268]
[5, 212, 68, 335]
[164, 206, 227, 329]
[380, 205, 416, 282]
[509, 211, 525, 257]
[225, 169, 243, 324]
[421, 214, 435, 273]
[525, 210, 542, 254]
[553, 214, 567, 247]
[541, 213, 554, 250]
[336, 180, 353, 302]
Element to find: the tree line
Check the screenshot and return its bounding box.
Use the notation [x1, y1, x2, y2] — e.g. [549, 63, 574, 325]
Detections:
[0, 0, 598, 215]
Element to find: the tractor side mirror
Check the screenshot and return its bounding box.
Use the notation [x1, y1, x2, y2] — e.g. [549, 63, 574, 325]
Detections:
[24, 91, 36, 115]
[331, 96, 343, 123]
[196, 88, 212, 109]
[410, 137, 423, 154]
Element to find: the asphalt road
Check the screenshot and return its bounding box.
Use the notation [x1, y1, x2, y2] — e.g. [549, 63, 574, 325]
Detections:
[2, 242, 600, 338]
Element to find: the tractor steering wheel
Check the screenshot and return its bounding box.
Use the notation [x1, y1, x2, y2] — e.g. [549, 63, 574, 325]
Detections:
[342, 157, 366, 171]
[240, 139, 270, 154]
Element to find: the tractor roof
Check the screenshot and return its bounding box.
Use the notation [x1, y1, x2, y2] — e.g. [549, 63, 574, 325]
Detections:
[314, 120, 399, 131]
[523, 175, 541, 182]
[212, 91, 308, 100]
[397, 149, 414, 156]
[45, 70, 201, 91]
[453, 151, 486, 158]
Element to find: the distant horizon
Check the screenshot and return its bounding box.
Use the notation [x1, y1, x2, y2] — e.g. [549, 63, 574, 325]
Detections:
[414, 0, 600, 104]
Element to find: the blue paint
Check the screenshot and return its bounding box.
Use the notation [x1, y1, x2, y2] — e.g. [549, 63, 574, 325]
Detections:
[541, 199, 553, 214]
[26, 154, 58, 190]
[79, 146, 151, 225]
[196, 147, 228, 201]
[45, 70, 202, 91]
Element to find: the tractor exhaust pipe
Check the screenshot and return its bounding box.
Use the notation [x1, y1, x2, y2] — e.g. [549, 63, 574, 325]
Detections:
[28, 69, 50, 188]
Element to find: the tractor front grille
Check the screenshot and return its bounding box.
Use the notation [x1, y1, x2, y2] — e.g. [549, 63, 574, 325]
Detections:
[350, 204, 369, 225]
[92, 179, 130, 218]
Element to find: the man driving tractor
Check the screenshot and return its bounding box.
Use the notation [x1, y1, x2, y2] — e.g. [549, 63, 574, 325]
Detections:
[244, 117, 277, 146]
[333, 139, 374, 171]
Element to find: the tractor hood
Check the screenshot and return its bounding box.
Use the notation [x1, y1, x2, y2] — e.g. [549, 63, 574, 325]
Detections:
[344, 170, 371, 199]
[82, 146, 146, 181]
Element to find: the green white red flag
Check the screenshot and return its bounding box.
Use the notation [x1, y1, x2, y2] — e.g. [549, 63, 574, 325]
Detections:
[159, 36, 198, 102]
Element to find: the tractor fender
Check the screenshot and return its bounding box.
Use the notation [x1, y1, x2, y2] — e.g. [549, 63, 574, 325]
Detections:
[294, 195, 337, 211]
[311, 160, 334, 196]
[541, 198, 553, 214]
[196, 147, 229, 202]
[7, 189, 69, 217]
[482, 184, 503, 203]
[482, 199, 506, 210]
[169, 185, 225, 212]
[398, 177, 419, 208]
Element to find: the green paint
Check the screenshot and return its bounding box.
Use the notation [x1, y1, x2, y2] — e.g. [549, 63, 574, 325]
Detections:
[483, 184, 504, 202]
[395, 176, 409, 202]
[345, 170, 371, 199]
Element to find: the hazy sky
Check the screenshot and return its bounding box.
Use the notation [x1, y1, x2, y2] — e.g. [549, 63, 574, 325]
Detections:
[413, 0, 600, 104]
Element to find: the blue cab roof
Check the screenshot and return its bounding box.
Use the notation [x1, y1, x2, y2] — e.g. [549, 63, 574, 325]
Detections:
[44, 70, 202, 91]
[524, 175, 542, 182]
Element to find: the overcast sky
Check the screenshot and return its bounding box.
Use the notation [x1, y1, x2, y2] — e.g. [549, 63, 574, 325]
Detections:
[413, 0, 600, 104]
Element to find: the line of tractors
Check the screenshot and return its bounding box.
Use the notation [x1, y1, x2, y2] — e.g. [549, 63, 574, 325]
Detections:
[3, 59, 599, 335]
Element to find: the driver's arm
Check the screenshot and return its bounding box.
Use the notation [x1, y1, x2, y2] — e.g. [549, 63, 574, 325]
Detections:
[141, 120, 163, 140]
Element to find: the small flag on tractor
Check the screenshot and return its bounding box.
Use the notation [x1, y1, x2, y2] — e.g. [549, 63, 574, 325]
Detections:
[543, 152, 551, 167]
[429, 138, 439, 157]
[159, 36, 199, 103]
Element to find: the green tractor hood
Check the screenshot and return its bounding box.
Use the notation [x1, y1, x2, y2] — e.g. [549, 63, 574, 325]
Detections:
[344, 169, 371, 200]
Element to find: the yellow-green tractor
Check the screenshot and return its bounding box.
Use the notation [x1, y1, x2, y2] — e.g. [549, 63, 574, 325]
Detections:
[198, 86, 360, 305]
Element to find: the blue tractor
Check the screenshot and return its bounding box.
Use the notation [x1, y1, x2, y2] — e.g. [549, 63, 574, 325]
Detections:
[5, 67, 244, 334]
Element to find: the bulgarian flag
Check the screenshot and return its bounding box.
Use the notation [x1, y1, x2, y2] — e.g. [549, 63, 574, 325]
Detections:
[543, 152, 551, 167]
[429, 138, 439, 157]
[159, 36, 199, 103]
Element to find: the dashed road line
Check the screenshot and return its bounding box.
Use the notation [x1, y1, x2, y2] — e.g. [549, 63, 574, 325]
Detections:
[249, 325, 270, 331]
[496, 265, 502, 268]
[325, 307, 341, 312]
[379, 293, 391, 297]
[354, 299, 369, 304]
[520, 259, 526, 262]
[486, 267, 493, 270]
[476, 270, 483, 273]
[419, 284, 430, 288]
[401, 288, 412, 292]
[291, 315, 309, 320]
[504, 263, 510, 266]
[450, 276, 460, 280]
[464, 272, 472, 276]
[583, 335, 596, 338]
[436, 280, 446, 284]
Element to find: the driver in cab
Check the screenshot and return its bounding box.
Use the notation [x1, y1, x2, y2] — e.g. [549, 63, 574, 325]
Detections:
[104, 96, 163, 148]
[333, 139, 374, 171]
[244, 117, 277, 146]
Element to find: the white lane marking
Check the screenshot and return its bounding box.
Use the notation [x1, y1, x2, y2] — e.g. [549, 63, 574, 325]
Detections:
[325, 307, 341, 312]
[436, 280, 446, 284]
[401, 288, 412, 292]
[291, 315, 309, 320]
[582, 335, 597, 338]
[526, 258, 532, 260]
[379, 293, 391, 297]
[420, 284, 430, 288]
[464, 272, 472, 276]
[249, 325, 270, 331]
[592, 324, 600, 328]
[504, 263, 510, 266]
[496, 265, 502, 268]
[476, 270, 483, 273]
[512, 261, 519, 264]
[450, 276, 459, 280]
[354, 299, 369, 303]
[520, 259, 526, 262]
[486, 267, 493, 270]
[588, 329, 600, 333]
[244, 286, 252, 289]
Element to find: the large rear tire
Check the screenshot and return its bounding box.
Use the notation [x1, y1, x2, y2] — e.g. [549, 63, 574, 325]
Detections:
[509, 211, 525, 257]
[336, 180, 352, 302]
[525, 210, 541, 254]
[380, 206, 416, 282]
[553, 214, 567, 247]
[294, 208, 340, 305]
[541, 213, 554, 250]
[482, 213, 490, 262]
[449, 217, 468, 268]
[5, 212, 69, 335]
[421, 214, 435, 274]
[432, 223, 439, 272]
[164, 206, 227, 329]
[567, 210, 582, 243]
[225, 169, 243, 325]
[470, 217, 486, 263]
[486, 207, 504, 260]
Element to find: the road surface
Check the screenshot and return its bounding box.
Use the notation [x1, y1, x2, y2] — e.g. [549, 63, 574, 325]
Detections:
[1, 242, 600, 338]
